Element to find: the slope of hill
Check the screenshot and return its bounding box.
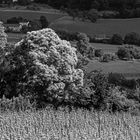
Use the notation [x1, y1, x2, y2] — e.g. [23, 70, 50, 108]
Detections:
[50, 16, 140, 37]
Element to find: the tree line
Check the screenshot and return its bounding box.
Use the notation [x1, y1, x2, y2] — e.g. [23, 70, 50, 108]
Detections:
[34, 0, 139, 11]
[1, 0, 140, 11]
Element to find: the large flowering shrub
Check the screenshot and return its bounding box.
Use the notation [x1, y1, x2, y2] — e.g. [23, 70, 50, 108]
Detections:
[76, 33, 95, 59]
[0, 22, 7, 54]
[1, 28, 84, 104]
[0, 22, 8, 74]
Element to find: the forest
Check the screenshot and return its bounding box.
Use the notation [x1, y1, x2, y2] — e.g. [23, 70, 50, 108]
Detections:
[34, 0, 139, 11]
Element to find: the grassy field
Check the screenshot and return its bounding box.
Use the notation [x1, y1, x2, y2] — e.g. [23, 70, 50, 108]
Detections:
[92, 43, 140, 53]
[86, 60, 140, 78]
[50, 16, 140, 37]
[87, 43, 140, 78]
[0, 108, 140, 140]
[0, 10, 65, 23]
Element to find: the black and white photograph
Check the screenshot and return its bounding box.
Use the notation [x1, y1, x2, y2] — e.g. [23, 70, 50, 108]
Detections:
[0, 0, 140, 139]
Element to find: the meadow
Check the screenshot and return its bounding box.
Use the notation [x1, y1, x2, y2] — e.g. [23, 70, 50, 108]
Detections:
[92, 43, 140, 53]
[0, 9, 65, 23]
[86, 60, 140, 78]
[0, 108, 140, 140]
[50, 16, 140, 37]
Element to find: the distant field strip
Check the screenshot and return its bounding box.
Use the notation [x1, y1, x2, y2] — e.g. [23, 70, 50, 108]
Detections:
[50, 16, 140, 37]
[86, 60, 140, 75]
[0, 10, 65, 22]
[92, 43, 140, 53]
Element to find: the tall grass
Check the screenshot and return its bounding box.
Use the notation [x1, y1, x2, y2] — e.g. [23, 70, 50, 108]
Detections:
[0, 107, 140, 140]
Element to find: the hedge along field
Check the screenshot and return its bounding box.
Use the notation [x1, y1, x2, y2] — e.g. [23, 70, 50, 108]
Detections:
[0, 10, 65, 23]
[50, 16, 140, 37]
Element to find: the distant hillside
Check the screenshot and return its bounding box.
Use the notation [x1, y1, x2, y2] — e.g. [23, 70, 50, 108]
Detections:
[50, 17, 140, 37]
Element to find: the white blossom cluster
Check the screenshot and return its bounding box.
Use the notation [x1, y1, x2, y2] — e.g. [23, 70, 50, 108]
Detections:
[0, 22, 7, 50]
[15, 28, 84, 94]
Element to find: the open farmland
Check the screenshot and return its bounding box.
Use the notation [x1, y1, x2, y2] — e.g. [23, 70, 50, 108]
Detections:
[50, 16, 140, 37]
[86, 60, 140, 78]
[0, 108, 140, 140]
[0, 10, 65, 23]
[92, 43, 140, 53]
[87, 43, 140, 78]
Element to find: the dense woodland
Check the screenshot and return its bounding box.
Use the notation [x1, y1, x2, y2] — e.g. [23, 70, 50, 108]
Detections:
[1, 0, 140, 19]
[18, 0, 140, 11]
[0, 0, 140, 11]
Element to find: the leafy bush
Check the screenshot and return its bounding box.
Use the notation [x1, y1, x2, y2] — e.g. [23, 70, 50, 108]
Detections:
[20, 21, 41, 33]
[27, 20, 41, 32]
[20, 24, 29, 33]
[120, 8, 133, 18]
[0, 22, 7, 64]
[107, 87, 138, 112]
[0, 22, 7, 48]
[77, 32, 90, 42]
[40, 16, 49, 29]
[111, 34, 123, 45]
[117, 46, 133, 60]
[130, 48, 140, 59]
[87, 9, 99, 22]
[117, 45, 140, 60]
[108, 73, 138, 89]
[66, 9, 78, 21]
[87, 71, 110, 110]
[100, 53, 117, 62]
[76, 52, 89, 69]
[76, 32, 91, 56]
[101, 11, 119, 18]
[55, 30, 78, 41]
[1, 28, 84, 107]
[87, 47, 95, 60]
[108, 73, 126, 86]
[95, 49, 104, 57]
[26, 4, 40, 11]
[124, 32, 140, 45]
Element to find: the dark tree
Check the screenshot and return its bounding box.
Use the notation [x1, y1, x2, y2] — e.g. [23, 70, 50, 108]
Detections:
[40, 16, 49, 29]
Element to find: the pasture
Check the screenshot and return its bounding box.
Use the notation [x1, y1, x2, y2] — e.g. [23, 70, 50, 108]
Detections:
[0, 108, 140, 140]
[50, 16, 140, 37]
[92, 43, 140, 53]
[87, 43, 140, 78]
[0, 10, 65, 23]
[86, 60, 140, 78]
